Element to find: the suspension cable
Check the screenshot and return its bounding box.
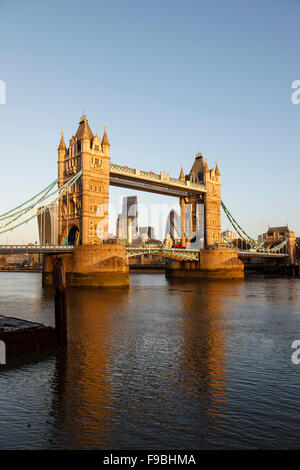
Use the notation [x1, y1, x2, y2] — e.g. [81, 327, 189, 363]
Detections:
[0, 178, 58, 221]
[0, 171, 82, 235]
[0, 175, 76, 230]
[269, 238, 288, 252]
[221, 200, 289, 253]
[221, 201, 259, 247]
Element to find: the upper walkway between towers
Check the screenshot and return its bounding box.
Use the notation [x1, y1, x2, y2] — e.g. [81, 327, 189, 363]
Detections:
[109, 163, 206, 197]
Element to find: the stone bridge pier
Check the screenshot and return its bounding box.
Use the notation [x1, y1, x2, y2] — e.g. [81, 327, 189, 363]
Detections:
[43, 245, 129, 287]
[166, 249, 244, 280]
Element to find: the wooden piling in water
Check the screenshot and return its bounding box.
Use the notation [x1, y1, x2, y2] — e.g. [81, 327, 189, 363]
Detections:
[280, 263, 300, 277]
[53, 258, 67, 347]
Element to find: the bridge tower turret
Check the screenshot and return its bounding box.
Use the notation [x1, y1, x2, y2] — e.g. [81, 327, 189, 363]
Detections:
[102, 125, 110, 157]
[58, 130, 66, 183]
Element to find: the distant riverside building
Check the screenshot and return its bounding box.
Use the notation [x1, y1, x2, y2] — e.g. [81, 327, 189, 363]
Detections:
[262, 225, 293, 242]
[139, 226, 155, 241]
[1, 254, 28, 265]
[0, 253, 41, 267]
[165, 209, 181, 244]
[259, 225, 296, 261]
[116, 196, 138, 244]
[222, 230, 237, 241]
[37, 203, 58, 245]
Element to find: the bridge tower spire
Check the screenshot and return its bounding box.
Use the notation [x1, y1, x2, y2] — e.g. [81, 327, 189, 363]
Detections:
[179, 164, 185, 181]
[102, 125, 110, 156]
[58, 130, 66, 183]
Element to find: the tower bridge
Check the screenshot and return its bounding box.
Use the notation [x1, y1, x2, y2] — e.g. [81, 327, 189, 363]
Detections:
[0, 113, 293, 285]
[56, 112, 219, 249]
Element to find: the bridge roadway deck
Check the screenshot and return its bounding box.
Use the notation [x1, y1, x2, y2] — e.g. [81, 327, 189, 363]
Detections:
[238, 251, 288, 259]
[0, 245, 74, 254]
[0, 245, 289, 260]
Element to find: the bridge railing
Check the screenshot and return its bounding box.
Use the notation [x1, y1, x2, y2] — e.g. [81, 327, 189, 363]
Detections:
[110, 163, 206, 191]
[126, 246, 201, 261]
[110, 163, 136, 175]
[0, 245, 74, 251]
[139, 170, 160, 180]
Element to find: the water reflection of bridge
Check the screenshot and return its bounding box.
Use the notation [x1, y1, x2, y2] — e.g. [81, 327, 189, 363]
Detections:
[46, 278, 230, 448]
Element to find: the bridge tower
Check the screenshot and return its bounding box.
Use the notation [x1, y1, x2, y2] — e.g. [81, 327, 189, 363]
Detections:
[58, 112, 110, 245]
[168, 153, 243, 279]
[187, 152, 221, 248]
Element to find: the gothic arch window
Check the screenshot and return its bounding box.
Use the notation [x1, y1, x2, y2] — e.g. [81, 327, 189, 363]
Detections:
[197, 172, 204, 183]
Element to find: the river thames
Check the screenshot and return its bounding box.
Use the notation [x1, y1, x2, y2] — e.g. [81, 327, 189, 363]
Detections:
[0, 272, 300, 449]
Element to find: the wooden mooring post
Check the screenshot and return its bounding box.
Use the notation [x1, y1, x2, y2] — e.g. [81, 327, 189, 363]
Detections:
[53, 258, 67, 347]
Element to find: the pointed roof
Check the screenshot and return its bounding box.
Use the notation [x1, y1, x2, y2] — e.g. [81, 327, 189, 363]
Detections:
[189, 152, 206, 182]
[179, 164, 185, 181]
[102, 125, 110, 146]
[75, 111, 94, 141]
[204, 157, 209, 173]
[215, 161, 220, 176]
[58, 130, 66, 150]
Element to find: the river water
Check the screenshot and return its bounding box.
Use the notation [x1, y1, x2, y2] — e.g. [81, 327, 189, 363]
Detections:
[0, 272, 300, 449]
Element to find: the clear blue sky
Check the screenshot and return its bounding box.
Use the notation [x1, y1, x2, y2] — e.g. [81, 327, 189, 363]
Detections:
[0, 0, 300, 242]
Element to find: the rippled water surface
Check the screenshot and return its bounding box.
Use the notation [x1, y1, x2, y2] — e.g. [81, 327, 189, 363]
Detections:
[0, 272, 300, 449]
